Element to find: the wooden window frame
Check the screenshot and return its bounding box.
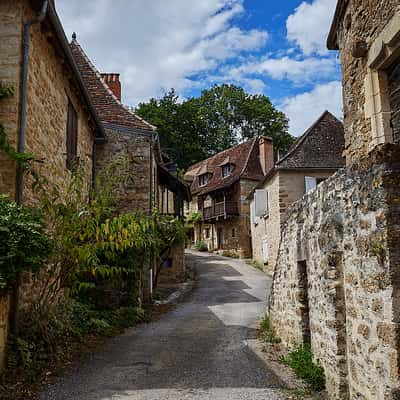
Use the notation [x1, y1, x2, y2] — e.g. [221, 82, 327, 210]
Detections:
[364, 11, 400, 150]
[66, 98, 78, 171]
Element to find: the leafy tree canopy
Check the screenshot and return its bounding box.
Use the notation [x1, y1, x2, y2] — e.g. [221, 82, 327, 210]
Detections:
[136, 84, 294, 170]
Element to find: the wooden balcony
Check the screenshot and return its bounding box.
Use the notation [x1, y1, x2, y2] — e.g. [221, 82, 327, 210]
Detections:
[202, 201, 239, 221]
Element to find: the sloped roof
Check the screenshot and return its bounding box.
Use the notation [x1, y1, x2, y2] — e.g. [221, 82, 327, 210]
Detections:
[186, 137, 265, 196]
[70, 37, 156, 132]
[251, 111, 345, 196]
[276, 111, 345, 169]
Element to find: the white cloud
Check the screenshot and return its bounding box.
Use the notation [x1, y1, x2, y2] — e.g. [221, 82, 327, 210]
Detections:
[286, 0, 337, 55]
[281, 81, 343, 136]
[226, 56, 337, 84]
[56, 0, 268, 105]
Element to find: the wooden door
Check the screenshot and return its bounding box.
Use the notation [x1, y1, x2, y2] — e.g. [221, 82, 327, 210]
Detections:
[217, 228, 223, 249]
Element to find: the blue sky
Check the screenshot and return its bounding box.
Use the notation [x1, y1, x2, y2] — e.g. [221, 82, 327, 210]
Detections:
[57, 0, 341, 136]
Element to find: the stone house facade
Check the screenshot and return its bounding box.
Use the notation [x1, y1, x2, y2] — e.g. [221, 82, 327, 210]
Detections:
[70, 36, 191, 295]
[269, 2, 400, 399]
[184, 136, 273, 258]
[0, 0, 105, 369]
[0, 0, 190, 368]
[0, 0, 104, 202]
[249, 111, 345, 273]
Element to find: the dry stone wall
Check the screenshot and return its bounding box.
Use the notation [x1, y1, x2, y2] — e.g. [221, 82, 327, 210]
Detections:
[95, 128, 152, 214]
[269, 144, 400, 400]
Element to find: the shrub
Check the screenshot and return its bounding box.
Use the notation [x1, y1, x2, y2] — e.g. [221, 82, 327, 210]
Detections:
[222, 250, 239, 258]
[0, 196, 52, 292]
[194, 241, 208, 252]
[285, 344, 325, 392]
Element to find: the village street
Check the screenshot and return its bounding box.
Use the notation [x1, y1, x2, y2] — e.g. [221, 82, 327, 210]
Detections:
[40, 251, 288, 400]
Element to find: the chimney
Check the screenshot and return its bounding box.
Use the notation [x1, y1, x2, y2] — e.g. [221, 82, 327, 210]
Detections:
[259, 136, 274, 175]
[101, 73, 121, 101]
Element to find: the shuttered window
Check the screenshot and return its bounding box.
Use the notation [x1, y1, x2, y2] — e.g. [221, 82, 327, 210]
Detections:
[254, 189, 268, 217]
[66, 99, 78, 171]
[387, 60, 400, 143]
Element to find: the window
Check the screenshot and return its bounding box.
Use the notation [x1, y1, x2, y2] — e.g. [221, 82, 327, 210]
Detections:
[204, 228, 210, 239]
[199, 173, 210, 187]
[231, 228, 236, 238]
[305, 176, 316, 193]
[254, 189, 269, 217]
[305, 177, 326, 193]
[222, 163, 233, 177]
[363, 12, 400, 149]
[387, 60, 400, 143]
[66, 99, 78, 171]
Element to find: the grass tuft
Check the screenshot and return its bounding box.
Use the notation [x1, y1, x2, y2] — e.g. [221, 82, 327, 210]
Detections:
[260, 317, 281, 344]
[284, 344, 325, 392]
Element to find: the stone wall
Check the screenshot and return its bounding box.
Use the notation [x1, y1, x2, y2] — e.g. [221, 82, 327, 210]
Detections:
[335, 0, 398, 163]
[95, 128, 152, 213]
[0, 0, 22, 198]
[250, 173, 280, 271]
[0, 0, 95, 201]
[0, 0, 97, 369]
[158, 243, 186, 285]
[269, 144, 400, 399]
[251, 170, 335, 273]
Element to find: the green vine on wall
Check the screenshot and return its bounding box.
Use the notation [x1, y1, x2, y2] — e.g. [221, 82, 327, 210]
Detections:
[0, 82, 35, 165]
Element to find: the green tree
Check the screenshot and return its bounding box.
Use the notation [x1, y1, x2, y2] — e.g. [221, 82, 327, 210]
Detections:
[136, 84, 294, 170]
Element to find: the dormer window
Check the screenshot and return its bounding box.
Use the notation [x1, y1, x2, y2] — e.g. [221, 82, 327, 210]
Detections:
[199, 173, 210, 187]
[222, 163, 233, 178]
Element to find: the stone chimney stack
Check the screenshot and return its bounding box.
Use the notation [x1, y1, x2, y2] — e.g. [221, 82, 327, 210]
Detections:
[101, 73, 121, 101]
[259, 136, 274, 175]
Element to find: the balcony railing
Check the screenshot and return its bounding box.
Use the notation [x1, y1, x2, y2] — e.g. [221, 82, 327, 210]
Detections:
[202, 201, 239, 220]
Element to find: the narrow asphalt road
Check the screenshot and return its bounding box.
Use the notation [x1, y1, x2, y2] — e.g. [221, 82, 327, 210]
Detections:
[40, 251, 288, 400]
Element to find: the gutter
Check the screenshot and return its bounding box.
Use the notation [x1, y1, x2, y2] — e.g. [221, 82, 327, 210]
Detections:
[12, 0, 49, 338]
[16, 0, 49, 204]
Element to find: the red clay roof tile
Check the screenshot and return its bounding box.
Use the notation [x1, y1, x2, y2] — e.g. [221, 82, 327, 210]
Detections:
[70, 39, 156, 132]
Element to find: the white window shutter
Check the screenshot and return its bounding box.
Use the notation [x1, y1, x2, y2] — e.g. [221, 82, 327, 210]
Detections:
[305, 176, 317, 193]
[262, 239, 269, 263]
[251, 201, 256, 225]
[255, 190, 268, 217]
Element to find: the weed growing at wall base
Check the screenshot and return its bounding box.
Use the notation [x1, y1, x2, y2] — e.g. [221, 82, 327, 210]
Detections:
[284, 344, 325, 392]
[260, 317, 281, 344]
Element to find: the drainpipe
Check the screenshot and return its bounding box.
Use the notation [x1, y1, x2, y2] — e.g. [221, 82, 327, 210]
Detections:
[16, 0, 49, 204]
[148, 132, 156, 297]
[11, 0, 49, 337]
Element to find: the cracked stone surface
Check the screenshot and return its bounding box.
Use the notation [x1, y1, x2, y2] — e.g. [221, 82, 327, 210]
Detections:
[40, 251, 289, 400]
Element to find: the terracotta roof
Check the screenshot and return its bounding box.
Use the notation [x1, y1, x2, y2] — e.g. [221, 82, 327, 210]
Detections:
[327, 0, 349, 50]
[186, 137, 265, 196]
[276, 111, 345, 169]
[70, 38, 156, 132]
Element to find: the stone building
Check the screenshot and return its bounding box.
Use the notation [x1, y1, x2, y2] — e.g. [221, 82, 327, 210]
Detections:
[0, 0, 190, 368]
[184, 136, 273, 258]
[70, 36, 191, 294]
[0, 0, 105, 369]
[249, 111, 344, 273]
[269, 1, 400, 399]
